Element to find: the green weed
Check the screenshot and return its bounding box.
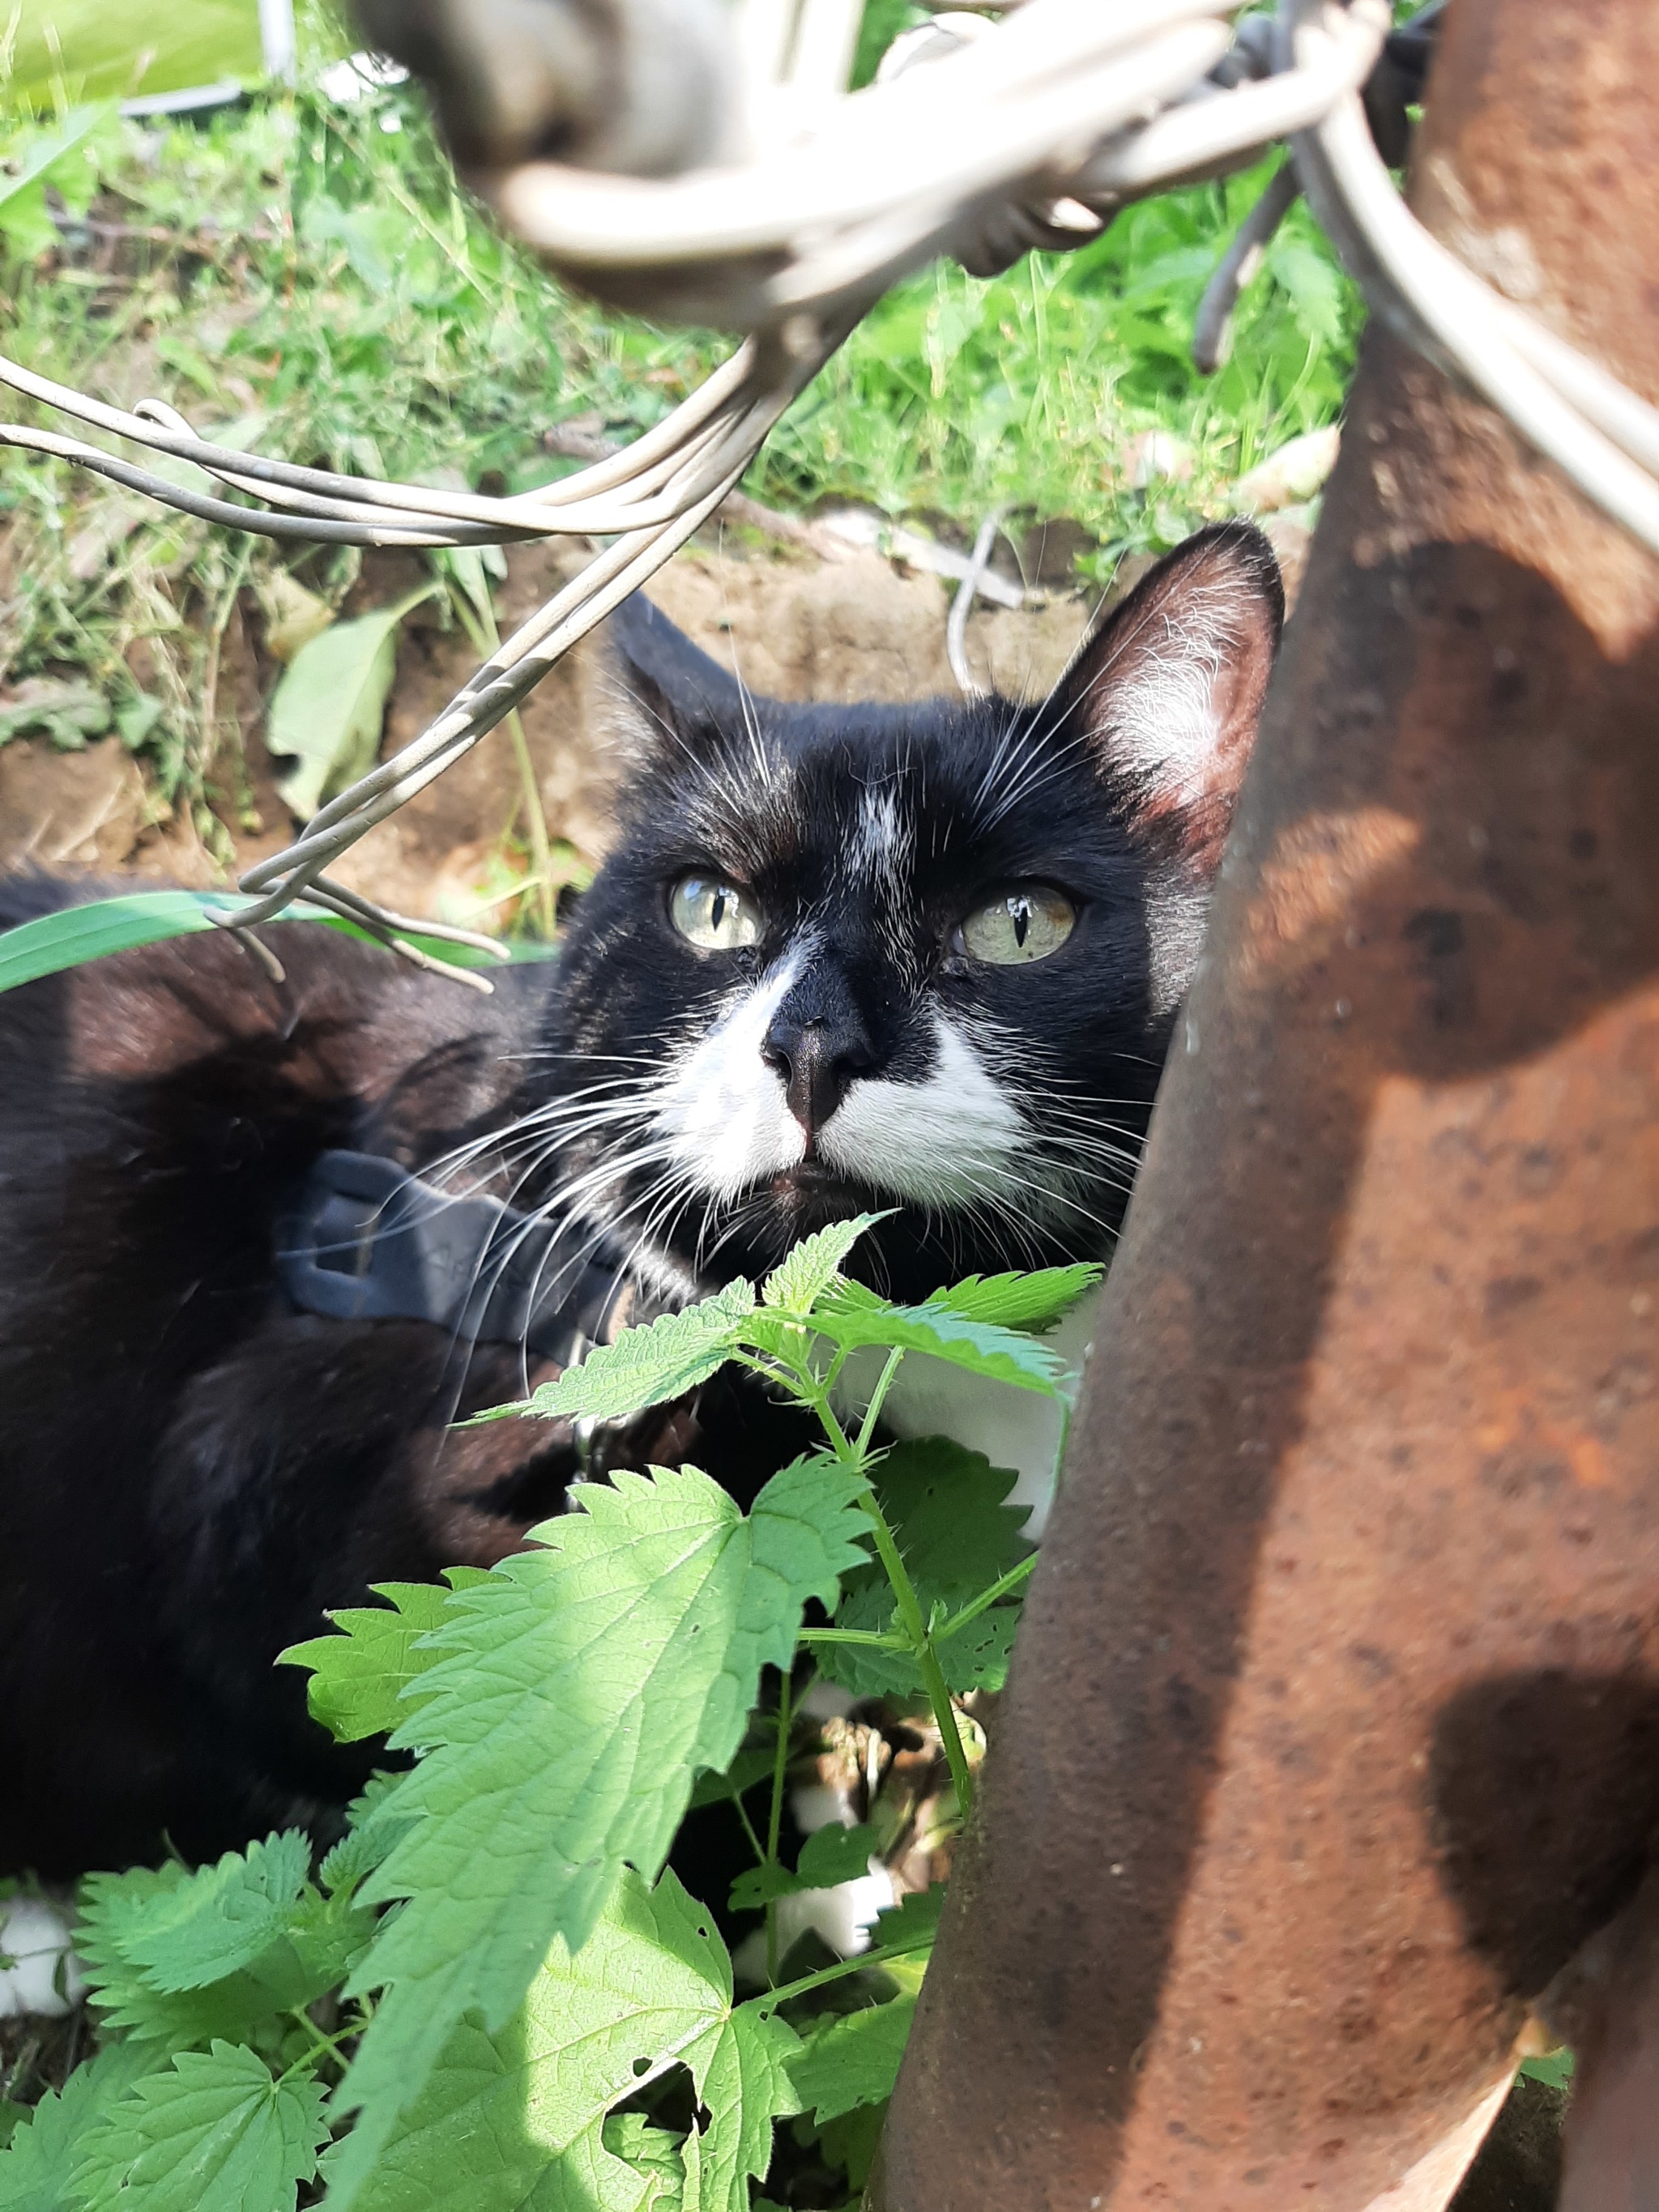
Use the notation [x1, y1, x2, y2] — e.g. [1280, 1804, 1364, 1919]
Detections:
[0, 1219, 1097, 2211]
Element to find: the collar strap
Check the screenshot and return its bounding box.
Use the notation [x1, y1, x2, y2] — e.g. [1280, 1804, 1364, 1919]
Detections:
[277, 1149, 657, 1363]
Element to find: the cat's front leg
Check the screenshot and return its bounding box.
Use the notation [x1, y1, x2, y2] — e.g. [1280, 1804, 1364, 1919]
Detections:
[144, 1316, 583, 1844]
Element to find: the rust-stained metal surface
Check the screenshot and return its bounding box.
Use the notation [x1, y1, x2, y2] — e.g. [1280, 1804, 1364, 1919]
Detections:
[874, 2, 1659, 2206]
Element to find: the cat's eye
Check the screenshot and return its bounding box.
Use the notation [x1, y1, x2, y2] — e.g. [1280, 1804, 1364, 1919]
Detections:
[669, 872, 764, 951]
[958, 884, 1077, 965]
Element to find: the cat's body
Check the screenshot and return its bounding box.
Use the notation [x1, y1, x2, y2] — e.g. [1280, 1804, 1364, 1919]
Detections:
[0, 523, 1282, 1876]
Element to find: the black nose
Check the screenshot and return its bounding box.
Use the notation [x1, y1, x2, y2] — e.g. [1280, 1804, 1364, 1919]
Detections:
[762, 998, 875, 1146]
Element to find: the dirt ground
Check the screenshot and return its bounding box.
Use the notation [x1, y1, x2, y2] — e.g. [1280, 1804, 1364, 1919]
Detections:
[0, 513, 1309, 922]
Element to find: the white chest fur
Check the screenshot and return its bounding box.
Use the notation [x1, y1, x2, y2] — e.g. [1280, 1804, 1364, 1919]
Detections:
[831, 1283, 1103, 1540]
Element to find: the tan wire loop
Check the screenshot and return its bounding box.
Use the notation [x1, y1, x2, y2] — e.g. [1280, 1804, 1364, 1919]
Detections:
[2, 0, 1655, 980]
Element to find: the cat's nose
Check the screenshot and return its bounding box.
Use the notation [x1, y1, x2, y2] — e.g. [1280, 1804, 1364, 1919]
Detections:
[761, 1013, 873, 1145]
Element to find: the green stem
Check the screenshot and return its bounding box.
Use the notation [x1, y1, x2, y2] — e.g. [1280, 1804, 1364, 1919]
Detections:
[756, 1932, 935, 2011]
[729, 1789, 766, 1867]
[933, 1554, 1038, 1643]
[798, 1626, 909, 1649]
[765, 1667, 794, 1986]
[855, 1346, 905, 1457]
[275, 2018, 360, 2087]
[856, 1491, 975, 1818]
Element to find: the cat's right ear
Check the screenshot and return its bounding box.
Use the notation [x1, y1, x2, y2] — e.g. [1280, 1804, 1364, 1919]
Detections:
[603, 591, 749, 755]
[1051, 519, 1284, 879]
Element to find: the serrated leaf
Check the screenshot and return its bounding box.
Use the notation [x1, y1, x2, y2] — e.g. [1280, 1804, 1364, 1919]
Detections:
[809, 1285, 1064, 1393]
[68, 2044, 326, 2212]
[0, 2044, 161, 2212]
[601, 2117, 684, 2206]
[326, 1457, 868, 2205]
[319, 1771, 419, 1899]
[728, 1826, 878, 1913]
[113, 1834, 310, 1993]
[75, 1858, 370, 2051]
[819, 1583, 1020, 1699]
[925, 1264, 1100, 1332]
[790, 1995, 916, 2124]
[75, 1869, 288, 2050]
[760, 1217, 884, 1315]
[680, 2005, 800, 2212]
[484, 1281, 757, 1426]
[871, 1438, 1032, 1596]
[817, 1438, 1030, 1697]
[1268, 231, 1346, 347]
[278, 1574, 486, 1745]
[342, 1871, 793, 2212]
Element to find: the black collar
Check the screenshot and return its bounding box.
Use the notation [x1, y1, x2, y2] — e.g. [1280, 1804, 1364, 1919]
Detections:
[277, 1149, 660, 1364]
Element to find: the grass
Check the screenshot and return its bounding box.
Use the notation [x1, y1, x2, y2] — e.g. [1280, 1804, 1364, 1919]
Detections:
[3, 0, 262, 105]
[0, 18, 1362, 844]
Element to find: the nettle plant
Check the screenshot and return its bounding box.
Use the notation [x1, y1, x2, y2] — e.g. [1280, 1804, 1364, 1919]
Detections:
[0, 1217, 1096, 2212]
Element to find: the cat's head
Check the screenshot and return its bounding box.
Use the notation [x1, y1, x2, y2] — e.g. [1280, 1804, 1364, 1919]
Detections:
[537, 522, 1282, 1302]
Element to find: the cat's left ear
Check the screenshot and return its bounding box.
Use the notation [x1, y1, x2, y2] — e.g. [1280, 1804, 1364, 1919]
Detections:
[1053, 520, 1284, 877]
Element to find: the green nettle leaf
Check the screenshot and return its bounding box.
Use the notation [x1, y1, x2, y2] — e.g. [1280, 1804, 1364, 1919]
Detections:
[790, 1995, 918, 2125]
[266, 584, 436, 821]
[680, 2003, 800, 2212]
[759, 1215, 885, 1316]
[818, 1579, 1019, 1698]
[924, 1263, 1101, 1332]
[326, 1459, 869, 2206]
[343, 1870, 798, 2212]
[75, 1869, 292, 2052]
[0, 2043, 161, 2212]
[480, 1281, 758, 1427]
[278, 1572, 488, 1745]
[75, 1854, 374, 2052]
[601, 2116, 686, 2204]
[728, 1826, 879, 1913]
[318, 1772, 419, 1901]
[808, 1284, 1064, 1392]
[818, 1438, 1032, 1697]
[113, 1833, 311, 1993]
[866, 1438, 1032, 1598]
[68, 2044, 327, 2212]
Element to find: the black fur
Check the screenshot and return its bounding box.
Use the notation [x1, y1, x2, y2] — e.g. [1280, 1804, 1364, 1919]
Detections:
[0, 522, 1281, 1874]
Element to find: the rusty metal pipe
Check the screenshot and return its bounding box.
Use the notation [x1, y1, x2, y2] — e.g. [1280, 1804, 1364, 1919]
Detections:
[874, 2, 1659, 2205]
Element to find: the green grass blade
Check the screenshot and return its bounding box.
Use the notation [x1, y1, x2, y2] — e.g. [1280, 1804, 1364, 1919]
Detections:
[0, 891, 510, 995]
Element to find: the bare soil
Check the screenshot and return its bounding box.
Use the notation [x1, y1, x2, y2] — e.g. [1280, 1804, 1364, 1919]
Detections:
[0, 535, 1102, 919]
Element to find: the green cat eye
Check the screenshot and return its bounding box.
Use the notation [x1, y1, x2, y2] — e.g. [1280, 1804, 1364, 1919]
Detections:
[958, 884, 1076, 965]
[669, 872, 764, 951]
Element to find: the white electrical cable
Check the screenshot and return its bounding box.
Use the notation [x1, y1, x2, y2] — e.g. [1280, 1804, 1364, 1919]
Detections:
[2, 0, 1653, 972]
[1284, 0, 1659, 559]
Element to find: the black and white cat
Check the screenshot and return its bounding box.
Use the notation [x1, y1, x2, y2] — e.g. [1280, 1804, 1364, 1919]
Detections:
[0, 520, 1281, 1876]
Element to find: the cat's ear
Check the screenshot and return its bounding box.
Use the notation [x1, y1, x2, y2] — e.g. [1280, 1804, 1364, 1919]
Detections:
[1053, 520, 1284, 877]
[603, 590, 750, 753]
